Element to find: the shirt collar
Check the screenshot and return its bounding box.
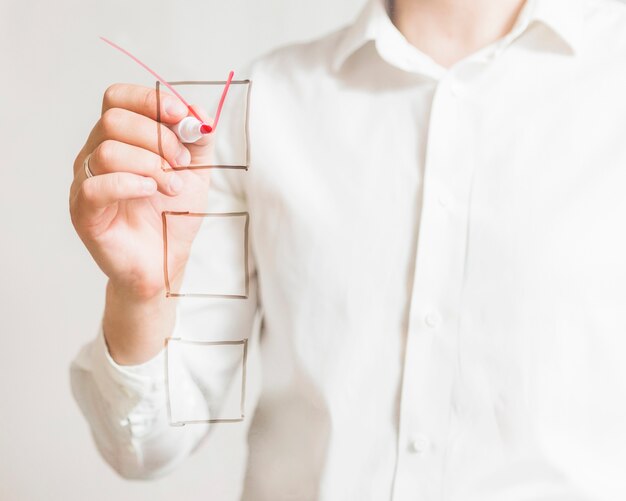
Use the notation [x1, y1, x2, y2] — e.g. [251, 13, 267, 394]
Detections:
[331, 0, 382, 72]
[332, 0, 583, 73]
[530, 0, 583, 54]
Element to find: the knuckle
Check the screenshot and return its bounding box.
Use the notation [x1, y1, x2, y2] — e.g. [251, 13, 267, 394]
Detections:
[100, 107, 125, 135]
[93, 140, 118, 169]
[103, 83, 122, 109]
[80, 178, 98, 203]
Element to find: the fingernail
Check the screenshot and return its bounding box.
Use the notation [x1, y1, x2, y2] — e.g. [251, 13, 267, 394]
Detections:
[175, 145, 191, 167]
[169, 173, 183, 193]
[142, 178, 156, 193]
[166, 99, 187, 117]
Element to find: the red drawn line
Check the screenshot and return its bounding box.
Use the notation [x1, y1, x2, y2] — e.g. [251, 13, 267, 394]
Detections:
[99, 36, 204, 124]
[212, 70, 235, 132]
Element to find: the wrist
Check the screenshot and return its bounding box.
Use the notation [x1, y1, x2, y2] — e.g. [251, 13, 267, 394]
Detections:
[107, 274, 167, 304]
[103, 280, 176, 365]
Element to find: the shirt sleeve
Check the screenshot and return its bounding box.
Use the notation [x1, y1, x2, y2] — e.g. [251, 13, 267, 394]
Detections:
[69, 322, 210, 479]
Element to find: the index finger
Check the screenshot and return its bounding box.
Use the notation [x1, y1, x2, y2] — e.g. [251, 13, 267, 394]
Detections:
[102, 83, 188, 124]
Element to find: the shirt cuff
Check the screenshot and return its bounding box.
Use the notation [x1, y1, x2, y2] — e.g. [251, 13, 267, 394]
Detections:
[82, 328, 167, 437]
[100, 330, 166, 389]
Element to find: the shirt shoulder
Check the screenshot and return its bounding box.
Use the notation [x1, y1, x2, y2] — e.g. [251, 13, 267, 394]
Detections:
[246, 26, 350, 84]
[582, 0, 626, 54]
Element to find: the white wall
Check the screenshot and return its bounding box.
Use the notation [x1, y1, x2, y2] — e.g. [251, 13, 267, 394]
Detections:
[0, 0, 363, 499]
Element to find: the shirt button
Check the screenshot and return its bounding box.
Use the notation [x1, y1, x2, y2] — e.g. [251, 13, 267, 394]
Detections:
[425, 311, 442, 328]
[438, 193, 449, 208]
[409, 434, 431, 454]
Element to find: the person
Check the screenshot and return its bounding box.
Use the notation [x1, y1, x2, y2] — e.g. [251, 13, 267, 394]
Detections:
[69, 0, 626, 499]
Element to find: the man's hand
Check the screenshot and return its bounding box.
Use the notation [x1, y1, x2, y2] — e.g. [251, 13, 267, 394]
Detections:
[69, 84, 213, 364]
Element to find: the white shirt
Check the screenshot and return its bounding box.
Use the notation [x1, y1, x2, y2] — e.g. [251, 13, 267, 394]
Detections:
[71, 0, 626, 499]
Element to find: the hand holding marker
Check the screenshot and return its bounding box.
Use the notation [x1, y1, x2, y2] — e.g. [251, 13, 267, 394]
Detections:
[100, 37, 234, 144]
[68, 40, 236, 367]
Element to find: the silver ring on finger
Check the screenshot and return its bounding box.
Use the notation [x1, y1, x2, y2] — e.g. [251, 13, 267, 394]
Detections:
[83, 153, 95, 179]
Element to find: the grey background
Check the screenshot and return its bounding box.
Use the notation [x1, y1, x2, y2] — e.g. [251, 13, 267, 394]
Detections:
[0, 0, 363, 499]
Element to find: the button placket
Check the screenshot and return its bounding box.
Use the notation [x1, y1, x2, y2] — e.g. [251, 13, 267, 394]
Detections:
[392, 75, 475, 500]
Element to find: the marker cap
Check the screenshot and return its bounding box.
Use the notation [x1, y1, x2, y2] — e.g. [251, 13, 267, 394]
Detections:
[171, 116, 208, 144]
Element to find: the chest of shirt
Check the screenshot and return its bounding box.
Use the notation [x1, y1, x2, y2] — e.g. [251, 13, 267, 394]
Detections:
[246, 55, 626, 322]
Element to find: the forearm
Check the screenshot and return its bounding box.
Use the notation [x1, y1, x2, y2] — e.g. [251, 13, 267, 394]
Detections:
[103, 280, 176, 365]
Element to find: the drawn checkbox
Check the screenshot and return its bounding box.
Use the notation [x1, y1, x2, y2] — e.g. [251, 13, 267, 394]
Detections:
[165, 337, 248, 425]
[162, 211, 250, 299]
[156, 79, 252, 171]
